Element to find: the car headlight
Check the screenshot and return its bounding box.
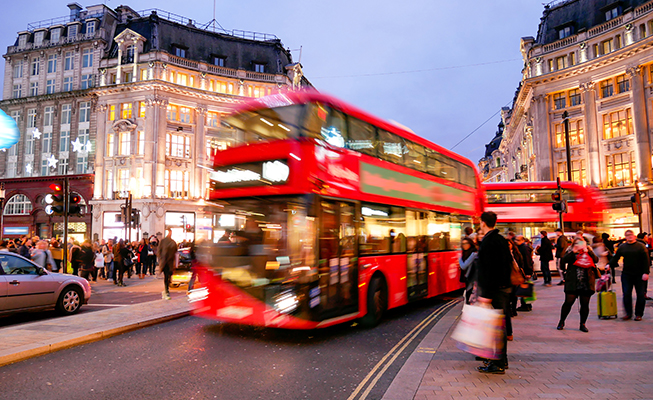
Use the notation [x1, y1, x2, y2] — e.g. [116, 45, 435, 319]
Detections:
[188, 287, 209, 303]
[273, 290, 298, 314]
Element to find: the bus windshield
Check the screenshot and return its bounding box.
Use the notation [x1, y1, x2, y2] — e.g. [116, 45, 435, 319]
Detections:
[197, 196, 317, 300]
[220, 105, 305, 144]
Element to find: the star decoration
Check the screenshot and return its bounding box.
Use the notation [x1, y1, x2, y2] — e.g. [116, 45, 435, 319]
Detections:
[32, 128, 41, 139]
[84, 140, 92, 153]
[71, 138, 84, 153]
[25, 163, 32, 174]
[47, 154, 58, 168]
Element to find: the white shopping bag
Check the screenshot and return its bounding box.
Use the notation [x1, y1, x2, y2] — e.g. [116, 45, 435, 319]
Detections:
[451, 303, 505, 360]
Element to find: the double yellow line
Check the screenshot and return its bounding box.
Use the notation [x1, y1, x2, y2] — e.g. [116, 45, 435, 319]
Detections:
[347, 299, 460, 400]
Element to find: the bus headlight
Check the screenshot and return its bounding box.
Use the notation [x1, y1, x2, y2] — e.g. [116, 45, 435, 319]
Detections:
[188, 287, 209, 303]
[273, 290, 298, 314]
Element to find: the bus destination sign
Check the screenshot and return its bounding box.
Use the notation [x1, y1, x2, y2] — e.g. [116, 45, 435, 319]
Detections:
[210, 160, 289, 188]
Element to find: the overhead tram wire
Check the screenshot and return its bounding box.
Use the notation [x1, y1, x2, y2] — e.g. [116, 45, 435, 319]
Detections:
[450, 100, 512, 151]
[311, 58, 521, 79]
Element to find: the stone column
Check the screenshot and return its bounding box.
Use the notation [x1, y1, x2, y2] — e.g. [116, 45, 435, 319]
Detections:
[532, 94, 553, 180]
[194, 106, 206, 199]
[94, 104, 107, 200]
[580, 81, 601, 186]
[155, 98, 168, 198]
[132, 40, 138, 82]
[143, 99, 156, 198]
[116, 46, 122, 84]
[627, 65, 652, 182]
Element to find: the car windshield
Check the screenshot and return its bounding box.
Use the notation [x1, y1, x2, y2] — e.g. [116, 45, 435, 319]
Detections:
[197, 196, 317, 298]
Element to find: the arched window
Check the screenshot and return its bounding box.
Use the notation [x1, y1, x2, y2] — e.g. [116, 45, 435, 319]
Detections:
[4, 194, 33, 215]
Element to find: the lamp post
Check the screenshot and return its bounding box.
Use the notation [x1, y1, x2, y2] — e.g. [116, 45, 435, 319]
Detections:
[0, 182, 5, 241]
[562, 111, 572, 181]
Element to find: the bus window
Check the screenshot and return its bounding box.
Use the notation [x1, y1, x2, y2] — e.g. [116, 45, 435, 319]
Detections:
[302, 102, 329, 139]
[378, 129, 406, 165]
[347, 117, 377, 157]
[221, 104, 304, 144]
[321, 109, 348, 148]
[427, 212, 451, 251]
[460, 164, 477, 188]
[404, 141, 426, 172]
[360, 204, 406, 254]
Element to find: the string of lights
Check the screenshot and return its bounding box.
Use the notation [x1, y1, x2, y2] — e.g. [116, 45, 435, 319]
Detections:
[310, 58, 522, 79]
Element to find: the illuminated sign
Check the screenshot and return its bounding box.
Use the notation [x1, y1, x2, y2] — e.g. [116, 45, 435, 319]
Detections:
[3, 227, 29, 235]
[211, 160, 289, 188]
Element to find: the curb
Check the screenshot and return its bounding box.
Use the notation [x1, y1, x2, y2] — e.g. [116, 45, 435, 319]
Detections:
[381, 301, 463, 400]
[0, 308, 191, 368]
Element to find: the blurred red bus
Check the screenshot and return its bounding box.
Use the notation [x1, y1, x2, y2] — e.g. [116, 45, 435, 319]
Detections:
[190, 91, 483, 329]
[483, 181, 607, 238]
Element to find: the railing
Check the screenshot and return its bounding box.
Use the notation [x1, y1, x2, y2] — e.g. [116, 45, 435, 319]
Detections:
[635, 0, 653, 17]
[168, 54, 199, 69]
[588, 16, 623, 38]
[206, 64, 238, 78]
[543, 34, 578, 53]
[245, 71, 277, 82]
[26, 11, 106, 31]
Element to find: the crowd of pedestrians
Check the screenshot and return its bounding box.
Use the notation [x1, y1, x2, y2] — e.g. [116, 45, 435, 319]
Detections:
[458, 213, 651, 375]
[0, 233, 182, 300]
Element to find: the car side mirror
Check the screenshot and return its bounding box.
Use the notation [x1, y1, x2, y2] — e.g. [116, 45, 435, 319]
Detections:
[37, 267, 48, 276]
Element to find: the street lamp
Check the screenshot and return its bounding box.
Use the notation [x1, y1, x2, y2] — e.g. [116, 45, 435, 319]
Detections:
[0, 182, 5, 241]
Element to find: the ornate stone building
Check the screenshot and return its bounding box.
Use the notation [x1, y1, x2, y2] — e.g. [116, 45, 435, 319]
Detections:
[0, 4, 308, 242]
[482, 0, 653, 236]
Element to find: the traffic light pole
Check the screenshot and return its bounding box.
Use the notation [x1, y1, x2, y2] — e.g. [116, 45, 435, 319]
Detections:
[635, 180, 643, 232]
[556, 177, 564, 230]
[62, 177, 69, 274]
[562, 111, 572, 182]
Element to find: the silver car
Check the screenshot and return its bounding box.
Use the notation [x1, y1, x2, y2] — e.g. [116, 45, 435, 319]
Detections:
[0, 252, 91, 316]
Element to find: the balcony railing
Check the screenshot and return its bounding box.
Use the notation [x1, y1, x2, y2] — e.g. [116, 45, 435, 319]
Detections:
[7, 31, 107, 54]
[542, 34, 578, 53]
[245, 70, 277, 82]
[587, 16, 623, 38]
[635, 0, 653, 17]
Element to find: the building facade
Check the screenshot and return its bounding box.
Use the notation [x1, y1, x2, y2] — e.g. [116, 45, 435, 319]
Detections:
[483, 0, 653, 236]
[0, 4, 307, 243]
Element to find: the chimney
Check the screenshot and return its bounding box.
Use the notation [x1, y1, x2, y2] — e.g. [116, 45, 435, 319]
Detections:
[67, 3, 83, 21]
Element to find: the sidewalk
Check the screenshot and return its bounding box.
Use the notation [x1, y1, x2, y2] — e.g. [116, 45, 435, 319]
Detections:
[385, 276, 653, 400]
[0, 285, 191, 367]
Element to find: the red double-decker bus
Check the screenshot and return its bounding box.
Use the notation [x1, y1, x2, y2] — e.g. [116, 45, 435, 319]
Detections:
[189, 91, 483, 329]
[484, 181, 607, 238]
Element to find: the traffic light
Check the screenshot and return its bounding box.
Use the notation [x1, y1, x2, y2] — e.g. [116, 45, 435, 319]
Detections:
[131, 209, 140, 228]
[45, 183, 64, 216]
[68, 193, 82, 216]
[631, 193, 642, 215]
[551, 192, 561, 202]
[185, 224, 192, 232]
[552, 200, 567, 213]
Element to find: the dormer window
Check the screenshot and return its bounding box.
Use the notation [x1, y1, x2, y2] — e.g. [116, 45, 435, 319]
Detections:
[174, 46, 186, 58]
[605, 7, 619, 21]
[34, 31, 45, 46]
[558, 26, 571, 40]
[214, 56, 225, 67]
[68, 24, 78, 38]
[50, 28, 61, 43]
[86, 21, 95, 35]
[18, 34, 27, 48]
[253, 63, 265, 73]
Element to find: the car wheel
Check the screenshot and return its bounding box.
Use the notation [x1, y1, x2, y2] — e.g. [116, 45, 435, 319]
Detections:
[56, 286, 83, 315]
[361, 276, 387, 328]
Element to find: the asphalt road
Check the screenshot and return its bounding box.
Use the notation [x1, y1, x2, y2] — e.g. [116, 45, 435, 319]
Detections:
[0, 276, 185, 328]
[0, 295, 458, 400]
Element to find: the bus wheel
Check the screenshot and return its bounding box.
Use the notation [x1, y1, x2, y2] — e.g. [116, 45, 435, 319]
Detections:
[361, 276, 387, 327]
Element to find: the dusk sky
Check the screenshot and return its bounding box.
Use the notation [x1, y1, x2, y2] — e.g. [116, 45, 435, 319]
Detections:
[0, 0, 548, 166]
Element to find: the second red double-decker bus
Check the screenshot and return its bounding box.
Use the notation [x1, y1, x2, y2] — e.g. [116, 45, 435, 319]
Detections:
[189, 91, 483, 329]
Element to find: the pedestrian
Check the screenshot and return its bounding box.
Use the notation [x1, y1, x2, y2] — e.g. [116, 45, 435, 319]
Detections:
[18, 238, 32, 260]
[556, 238, 600, 332]
[218, 229, 232, 243]
[69, 241, 82, 276]
[609, 230, 650, 321]
[554, 228, 568, 285]
[148, 235, 159, 276]
[602, 233, 617, 283]
[158, 228, 178, 300]
[136, 238, 150, 279]
[592, 236, 609, 273]
[458, 237, 478, 305]
[475, 211, 513, 374]
[32, 240, 57, 271]
[94, 245, 105, 279]
[515, 235, 534, 311]
[535, 231, 554, 286]
[113, 240, 129, 286]
[507, 238, 522, 340]
[79, 240, 96, 282]
[49, 239, 63, 272]
[102, 239, 114, 280]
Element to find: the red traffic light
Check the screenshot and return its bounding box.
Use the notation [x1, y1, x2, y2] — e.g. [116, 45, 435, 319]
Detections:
[551, 192, 561, 202]
[49, 183, 63, 192]
[69, 193, 81, 204]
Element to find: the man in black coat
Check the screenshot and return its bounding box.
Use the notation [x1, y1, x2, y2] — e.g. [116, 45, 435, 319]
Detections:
[537, 231, 554, 286]
[476, 211, 513, 374]
[554, 229, 568, 285]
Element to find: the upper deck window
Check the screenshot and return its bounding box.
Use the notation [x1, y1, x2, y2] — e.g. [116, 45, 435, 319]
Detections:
[221, 105, 304, 144]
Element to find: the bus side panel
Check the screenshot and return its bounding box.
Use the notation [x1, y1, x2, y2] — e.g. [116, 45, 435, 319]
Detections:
[358, 255, 408, 313]
[427, 251, 464, 298]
